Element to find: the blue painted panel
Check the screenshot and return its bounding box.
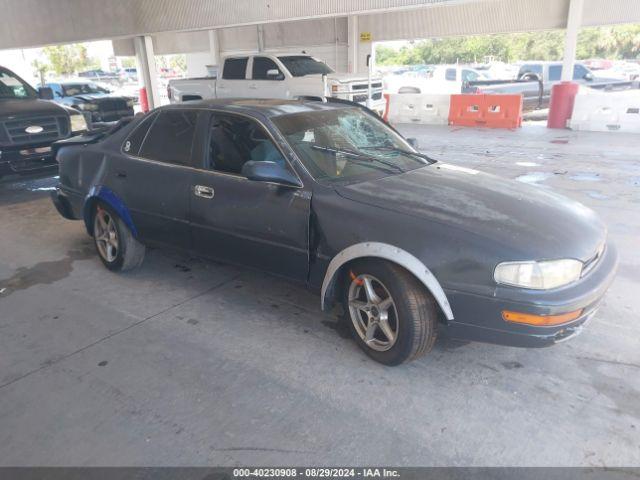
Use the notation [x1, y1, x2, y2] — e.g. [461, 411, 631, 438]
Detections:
[83, 185, 138, 237]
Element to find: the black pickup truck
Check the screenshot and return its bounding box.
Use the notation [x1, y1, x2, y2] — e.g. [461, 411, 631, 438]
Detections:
[0, 66, 88, 178]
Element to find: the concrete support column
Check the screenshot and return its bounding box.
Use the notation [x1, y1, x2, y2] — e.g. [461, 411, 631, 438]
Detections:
[347, 15, 359, 74]
[134, 35, 160, 109]
[208, 29, 220, 67]
[257, 24, 265, 53]
[561, 0, 584, 81]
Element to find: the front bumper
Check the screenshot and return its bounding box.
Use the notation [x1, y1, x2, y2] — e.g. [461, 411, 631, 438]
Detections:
[0, 146, 58, 176]
[443, 242, 619, 347]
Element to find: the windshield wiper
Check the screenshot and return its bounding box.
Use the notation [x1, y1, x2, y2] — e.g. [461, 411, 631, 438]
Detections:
[360, 145, 437, 164]
[310, 145, 404, 173]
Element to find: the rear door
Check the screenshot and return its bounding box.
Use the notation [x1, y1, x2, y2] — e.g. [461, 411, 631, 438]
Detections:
[117, 108, 204, 249]
[189, 111, 310, 281]
[216, 57, 250, 98]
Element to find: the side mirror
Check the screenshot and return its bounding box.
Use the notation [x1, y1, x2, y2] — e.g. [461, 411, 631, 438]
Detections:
[406, 138, 419, 149]
[266, 69, 284, 80]
[241, 161, 301, 187]
[38, 87, 54, 100]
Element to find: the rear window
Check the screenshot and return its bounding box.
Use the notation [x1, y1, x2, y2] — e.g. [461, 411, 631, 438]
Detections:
[138, 110, 199, 165]
[223, 58, 248, 80]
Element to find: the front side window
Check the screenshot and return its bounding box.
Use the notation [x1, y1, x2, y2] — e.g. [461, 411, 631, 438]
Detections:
[252, 57, 282, 80]
[273, 108, 426, 185]
[573, 64, 589, 79]
[222, 58, 249, 80]
[277, 56, 333, 77]
[0, 68, 36, 99]
[208, 114, 287, 175]
[445, 68, 457, 81]
[139, 110, 199, 165]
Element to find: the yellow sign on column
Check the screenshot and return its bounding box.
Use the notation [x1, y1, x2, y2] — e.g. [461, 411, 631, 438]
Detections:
[360, 32, 372, 42]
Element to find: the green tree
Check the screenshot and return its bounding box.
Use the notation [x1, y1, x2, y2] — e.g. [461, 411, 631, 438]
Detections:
[43, 44, 98, 76]
[375, 24, 640, 66]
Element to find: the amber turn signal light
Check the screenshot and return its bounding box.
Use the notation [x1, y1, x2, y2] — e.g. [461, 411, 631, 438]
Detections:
[502, 309, 583, 326]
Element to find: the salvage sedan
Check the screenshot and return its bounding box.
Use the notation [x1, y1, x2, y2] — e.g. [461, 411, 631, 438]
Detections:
[51, 99, 618, 365]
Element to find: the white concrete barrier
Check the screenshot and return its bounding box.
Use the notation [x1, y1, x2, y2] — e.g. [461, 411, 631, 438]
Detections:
[570, 90, 640, 133]
[387, 93, 451, 125]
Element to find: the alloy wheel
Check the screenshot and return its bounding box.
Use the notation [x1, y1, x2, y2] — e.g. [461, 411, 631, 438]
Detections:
[348, 273, 399, 352]
[94, 207, 119, 263]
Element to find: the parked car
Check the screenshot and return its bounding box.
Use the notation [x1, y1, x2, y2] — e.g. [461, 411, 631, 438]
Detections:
[78, 69, 120, 82]
[168, 54, 386, 114]
[45, 80, 135, 125]
[385, 65, 488, 95]
[466, 61, 636, 111]
[51, 98, 617, 365]
[118, 67, 138, 83]
[0, 66, 88, 178]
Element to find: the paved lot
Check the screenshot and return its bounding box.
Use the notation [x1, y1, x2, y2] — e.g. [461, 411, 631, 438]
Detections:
[0, 124, 638, 466]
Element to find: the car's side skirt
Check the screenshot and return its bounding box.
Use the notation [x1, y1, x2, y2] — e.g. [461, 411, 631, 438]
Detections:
[320, 242, 454, 320]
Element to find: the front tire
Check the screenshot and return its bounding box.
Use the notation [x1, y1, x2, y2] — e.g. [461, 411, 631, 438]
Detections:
[342, 260, 438, 366]
[92, 202, 145, 272]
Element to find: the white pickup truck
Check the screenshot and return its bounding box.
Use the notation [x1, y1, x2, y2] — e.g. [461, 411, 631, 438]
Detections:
[168, 54, 386, 114]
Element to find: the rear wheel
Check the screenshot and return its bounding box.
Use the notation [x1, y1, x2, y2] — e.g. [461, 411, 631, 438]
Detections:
[342, 260, 438, 366]
[93, 202, 145, 272]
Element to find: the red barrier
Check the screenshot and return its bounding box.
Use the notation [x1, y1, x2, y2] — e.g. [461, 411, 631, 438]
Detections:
[382, 93, 390, 122]
[547, 81, 579, 129]
[139, 87, 149, 113]
[448, 94, 522, 128]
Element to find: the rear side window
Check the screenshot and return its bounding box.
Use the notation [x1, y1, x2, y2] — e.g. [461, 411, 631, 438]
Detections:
[139, 110, 199, 165]
[223, 58, 248, 80]
[252, 57, 281, 80]
[122, 113, 157, 156]
[549, 65, 562, 81]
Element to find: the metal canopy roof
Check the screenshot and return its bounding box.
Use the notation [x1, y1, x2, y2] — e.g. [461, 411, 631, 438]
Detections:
[1, 0, 639, 50]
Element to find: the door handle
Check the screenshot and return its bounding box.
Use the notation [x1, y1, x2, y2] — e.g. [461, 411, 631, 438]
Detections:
[248, 84, 257, 89]
[194, 185, 214, 199]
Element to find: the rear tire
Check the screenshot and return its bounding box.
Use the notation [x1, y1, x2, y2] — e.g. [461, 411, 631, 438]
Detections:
[342, 259, 438, 366]
[92, 202, 145, 272]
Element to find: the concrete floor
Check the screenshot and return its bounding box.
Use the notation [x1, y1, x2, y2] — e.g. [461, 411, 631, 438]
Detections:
[0, 124, 638, 466]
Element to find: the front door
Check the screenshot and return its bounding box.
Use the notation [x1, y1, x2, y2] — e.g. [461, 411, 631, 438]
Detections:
[189, 111, 310, 281]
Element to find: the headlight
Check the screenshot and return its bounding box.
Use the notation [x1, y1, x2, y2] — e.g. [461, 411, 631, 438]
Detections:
[69, 114, 88, 133]
[77, 103, 99, 111]
[494, 259, 583, 290]
[331, 84, 349, 93]
[126, 99, 134, 107]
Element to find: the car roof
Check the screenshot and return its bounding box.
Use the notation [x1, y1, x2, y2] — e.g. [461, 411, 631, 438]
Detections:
[160, 98, 354, 118]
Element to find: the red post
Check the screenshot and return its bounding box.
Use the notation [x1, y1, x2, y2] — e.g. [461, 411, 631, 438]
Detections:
[139, 87, 149, 113]
[547, 81, 579, 129]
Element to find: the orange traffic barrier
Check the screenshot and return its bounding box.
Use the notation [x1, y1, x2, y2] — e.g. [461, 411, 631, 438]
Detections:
[382, 93, 391, 122]
[448, 94, 523, 128]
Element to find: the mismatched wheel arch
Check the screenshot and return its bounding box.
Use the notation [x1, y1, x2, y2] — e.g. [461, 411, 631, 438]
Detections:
[320, 242, 454, 321]
[83, 185, 138, 238]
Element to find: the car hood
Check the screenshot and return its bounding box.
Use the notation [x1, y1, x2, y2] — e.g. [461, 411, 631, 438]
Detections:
[73, 93, 128, 102]
[0, 97, 68, 118]
[335, 163, 606, 262]
[302, 73, 382, 84]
